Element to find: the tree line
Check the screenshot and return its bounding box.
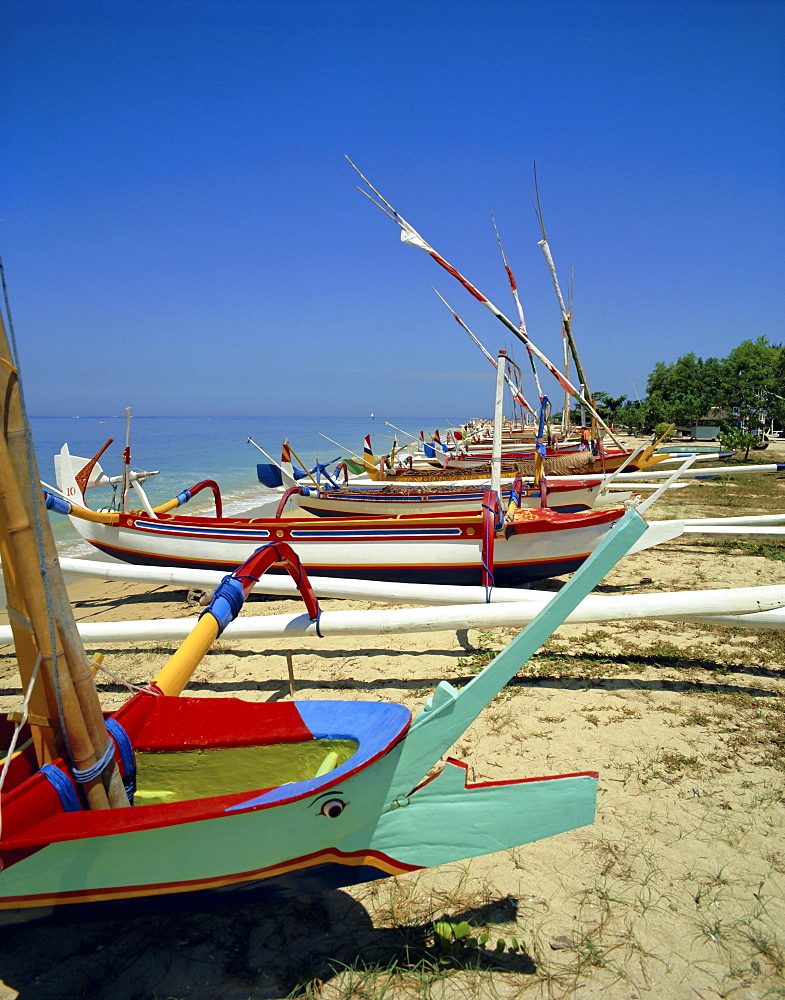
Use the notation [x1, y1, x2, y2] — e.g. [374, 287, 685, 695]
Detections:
[586, 337, 784, 444]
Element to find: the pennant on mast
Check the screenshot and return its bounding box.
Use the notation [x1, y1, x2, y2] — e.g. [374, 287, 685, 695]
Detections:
[347, 156, 624, 446]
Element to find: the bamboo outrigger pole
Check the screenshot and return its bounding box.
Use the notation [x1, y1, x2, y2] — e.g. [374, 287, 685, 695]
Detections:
[0, 268, 127, 809]
[346, 157, 624, 451]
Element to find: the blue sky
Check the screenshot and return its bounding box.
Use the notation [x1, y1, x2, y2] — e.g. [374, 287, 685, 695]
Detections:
[3, 0, 783, 417]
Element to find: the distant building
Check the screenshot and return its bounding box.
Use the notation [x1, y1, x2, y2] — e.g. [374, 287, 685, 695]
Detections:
[675, 408, 728, 440]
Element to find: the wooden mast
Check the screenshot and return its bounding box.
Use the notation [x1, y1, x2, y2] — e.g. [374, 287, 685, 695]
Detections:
[0, 290, 127, 808]
[491, 349, 505, 498]
[347, 157, 627, 452]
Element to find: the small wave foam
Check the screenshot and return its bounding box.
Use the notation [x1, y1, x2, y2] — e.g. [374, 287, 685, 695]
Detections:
[56, 538, 96, 559]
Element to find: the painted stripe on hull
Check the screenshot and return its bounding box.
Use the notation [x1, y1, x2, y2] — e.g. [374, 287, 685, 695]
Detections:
[0, 849, 417, 926]
[132, 520, 465, 541]
[88, 542, 590, 586]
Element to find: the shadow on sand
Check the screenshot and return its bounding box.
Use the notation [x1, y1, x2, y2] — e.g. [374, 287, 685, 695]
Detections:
[0, 889, 534, 1000]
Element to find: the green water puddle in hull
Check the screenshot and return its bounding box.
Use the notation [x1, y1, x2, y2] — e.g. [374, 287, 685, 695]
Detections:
[133, 739, 358, 805]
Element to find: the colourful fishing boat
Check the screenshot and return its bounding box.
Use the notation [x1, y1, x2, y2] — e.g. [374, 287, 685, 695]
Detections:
[276, 479, 620, 517]
[0, 280, 651, 926]
[50, 443, 664, 586]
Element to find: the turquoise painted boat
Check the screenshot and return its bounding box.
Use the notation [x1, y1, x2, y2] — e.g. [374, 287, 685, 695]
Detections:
[0, 509, 646, 926]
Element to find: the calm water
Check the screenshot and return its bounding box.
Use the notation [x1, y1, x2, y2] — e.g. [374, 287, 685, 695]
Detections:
[31, 413, 460, 556]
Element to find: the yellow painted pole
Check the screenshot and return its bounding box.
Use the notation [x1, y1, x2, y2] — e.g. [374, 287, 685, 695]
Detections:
[152, 614, 221, 697]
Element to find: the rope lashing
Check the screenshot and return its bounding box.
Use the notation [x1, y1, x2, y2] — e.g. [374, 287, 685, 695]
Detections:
[43, 491, 70, 515]
[71, 737, 116, 785]
[201, 574, 246, 636]
[40, 764, 82, 812]
[106, 718, 136, 804]
[39, 718, 137, 809]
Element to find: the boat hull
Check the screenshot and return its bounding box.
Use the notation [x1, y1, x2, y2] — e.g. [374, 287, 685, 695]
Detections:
[0, 695, 597, 925]
[65, 508, 623, 586]
[289, 480, 615, 518]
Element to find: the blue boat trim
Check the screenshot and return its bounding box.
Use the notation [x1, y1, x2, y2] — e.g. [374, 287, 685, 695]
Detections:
[228, 701, 411, 811]
[288, 527, 465, 539]
[132, 520, 272, 539]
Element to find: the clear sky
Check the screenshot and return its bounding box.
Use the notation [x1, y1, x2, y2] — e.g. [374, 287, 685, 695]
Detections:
[3, 0, 784, 417]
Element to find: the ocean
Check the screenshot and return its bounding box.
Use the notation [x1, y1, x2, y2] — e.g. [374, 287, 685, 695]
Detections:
[31, 413, 459, 556]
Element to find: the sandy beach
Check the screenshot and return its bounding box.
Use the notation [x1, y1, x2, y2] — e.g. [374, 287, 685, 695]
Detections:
[1, 444, 784, 1000]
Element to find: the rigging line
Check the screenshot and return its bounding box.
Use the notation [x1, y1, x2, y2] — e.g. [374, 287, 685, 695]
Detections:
[0, 654, 44, 840]
[430, 285, 536, 416]
[0, 256, 73, 763]
[93, 661, 150, 695]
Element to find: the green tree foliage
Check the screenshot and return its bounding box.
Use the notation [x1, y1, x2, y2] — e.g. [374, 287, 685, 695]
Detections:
[592, 392, 628, 423]
[722, 337, 783, 432]
[644, 353, 718, 425]
[607, 337, 784, 434]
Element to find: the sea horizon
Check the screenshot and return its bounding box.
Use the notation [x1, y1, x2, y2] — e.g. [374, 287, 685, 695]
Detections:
[30, 413, 466, 557]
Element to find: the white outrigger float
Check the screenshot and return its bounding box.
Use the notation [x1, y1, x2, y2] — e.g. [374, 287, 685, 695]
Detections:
[18, 559, 784, 644]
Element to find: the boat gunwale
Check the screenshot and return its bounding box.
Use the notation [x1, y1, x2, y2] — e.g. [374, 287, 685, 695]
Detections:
[0, 697, 412, 851]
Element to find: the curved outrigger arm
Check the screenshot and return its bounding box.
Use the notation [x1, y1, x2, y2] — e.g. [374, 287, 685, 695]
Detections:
[153, 541, 321, 697]
[44, 477, 224, 524]
[48, 441, 226, 523]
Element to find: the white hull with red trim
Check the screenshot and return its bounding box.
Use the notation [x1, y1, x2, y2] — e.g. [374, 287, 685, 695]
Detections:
[54, 445, 667, 587]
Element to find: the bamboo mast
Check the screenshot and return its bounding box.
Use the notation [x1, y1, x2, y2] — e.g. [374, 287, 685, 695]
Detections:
[491, 212, 556, 439]
[530, 168, 626, 450]
[346, 157, 625, 451]
[491, 350, 506, 498]
[0, 267, 127, 808]
[490, 213, 544, 403]
[530, 167, 592, 406]
[561, 274, 573, 435]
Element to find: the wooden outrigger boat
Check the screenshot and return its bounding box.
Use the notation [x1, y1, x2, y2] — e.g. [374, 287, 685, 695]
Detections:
[49, 443, 671, 586]
[277, 479, 618, 517]
[0, 286, 651, 926]
[269, 441, 630, 516]
[355, 433, 675, 481]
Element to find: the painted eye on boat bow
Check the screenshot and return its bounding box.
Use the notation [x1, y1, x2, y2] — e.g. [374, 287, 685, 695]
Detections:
[318, 798, 346, 819]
